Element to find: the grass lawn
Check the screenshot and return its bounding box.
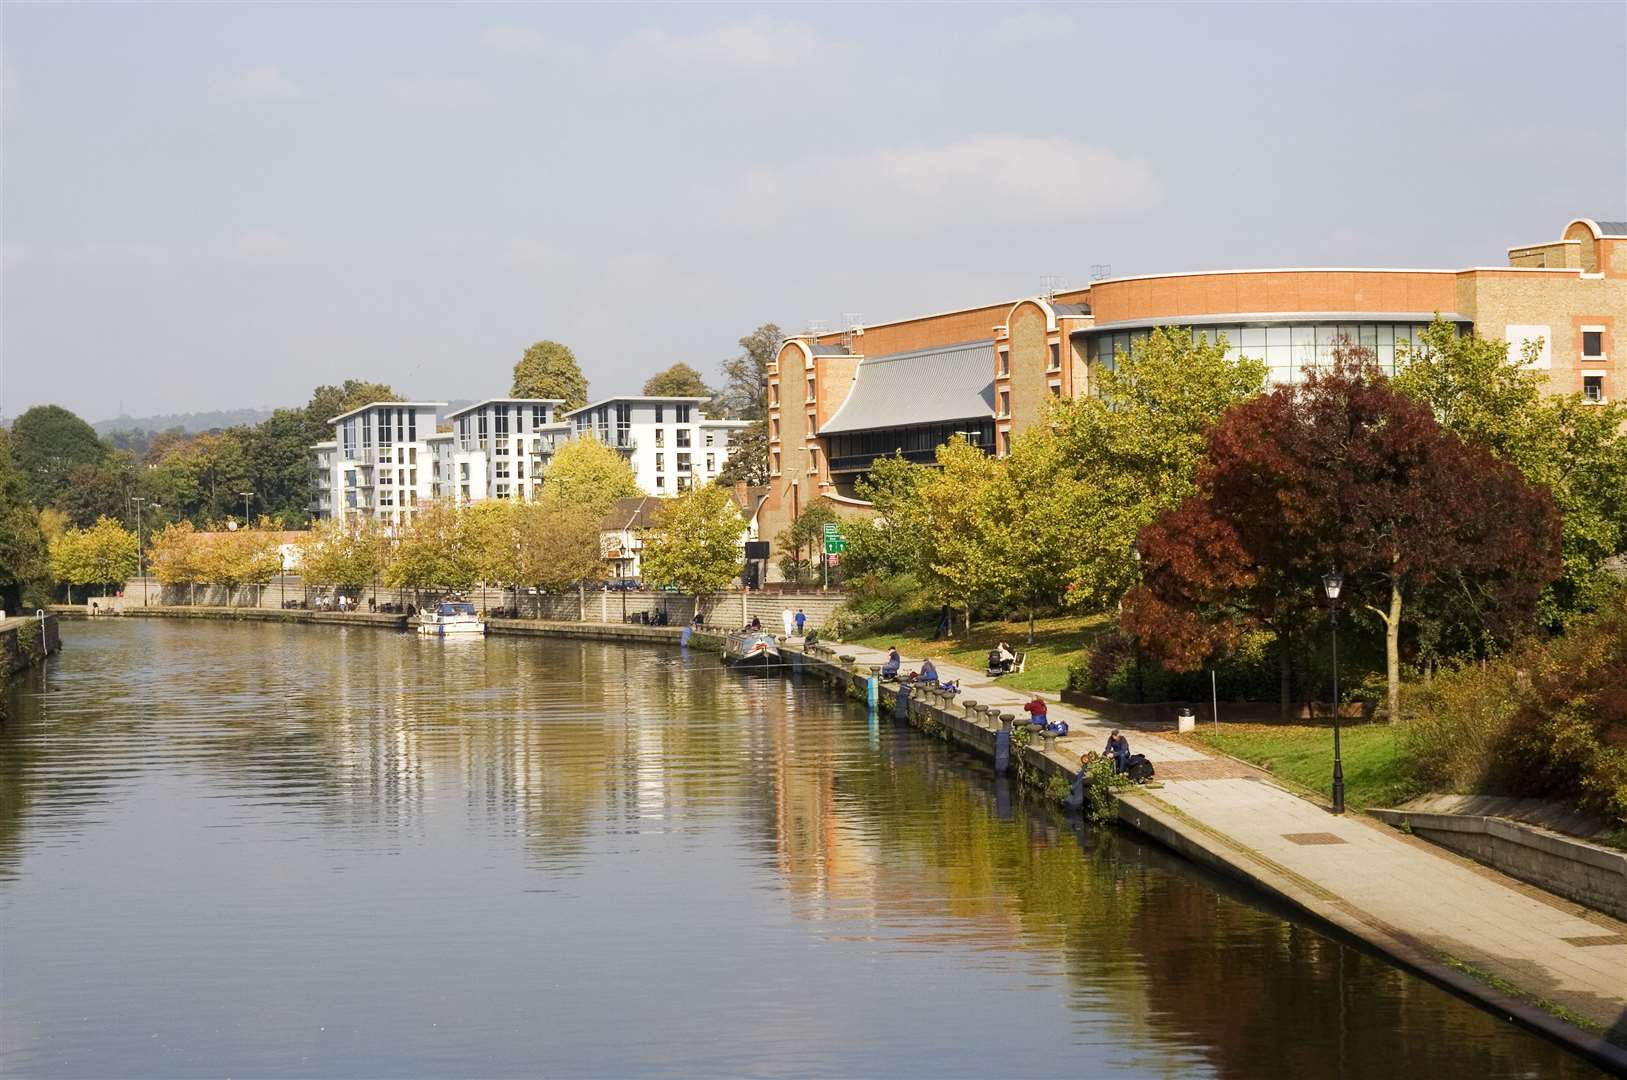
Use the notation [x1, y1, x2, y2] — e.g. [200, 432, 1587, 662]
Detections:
[842, 613, 1112, 693]
[1190, 722, 1421, 811]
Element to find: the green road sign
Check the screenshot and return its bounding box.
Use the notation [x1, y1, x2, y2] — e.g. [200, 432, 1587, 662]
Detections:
[823, 523, 847, 554]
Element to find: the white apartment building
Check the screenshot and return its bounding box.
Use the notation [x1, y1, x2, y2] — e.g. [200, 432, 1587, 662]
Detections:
[310, 441, 337, 519]
[319, 402, 446, 527]
[564, 397, 751, 495]
[439, 399, 571, 504]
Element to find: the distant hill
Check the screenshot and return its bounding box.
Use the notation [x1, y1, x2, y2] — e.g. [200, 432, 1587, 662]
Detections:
[93, 408, 275, 437]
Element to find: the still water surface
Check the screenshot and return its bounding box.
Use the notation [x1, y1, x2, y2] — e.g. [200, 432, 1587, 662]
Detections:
[0, 621, 1602, 1078]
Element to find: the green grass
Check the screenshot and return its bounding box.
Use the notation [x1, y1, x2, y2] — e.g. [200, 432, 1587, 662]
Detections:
[1191, 722, 1422, 811]
[842, 613, 1111, 693]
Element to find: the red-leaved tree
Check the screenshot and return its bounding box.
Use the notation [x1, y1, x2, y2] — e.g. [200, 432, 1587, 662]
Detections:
[1126, 360, 1561, 722]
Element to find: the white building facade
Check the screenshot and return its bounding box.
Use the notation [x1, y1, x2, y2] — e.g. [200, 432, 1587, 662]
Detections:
[310, 397, 752, 521]
[318, 402, 446, 527]
[564, 397, 750, 495]
[440, 399, 570, 504]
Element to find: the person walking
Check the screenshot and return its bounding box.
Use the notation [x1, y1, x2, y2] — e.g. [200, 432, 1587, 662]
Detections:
[794, 608, 806, 636]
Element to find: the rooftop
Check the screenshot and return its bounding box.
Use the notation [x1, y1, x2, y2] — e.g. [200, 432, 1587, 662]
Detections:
[327, 401, 448, 424]
[819, 340, 996, 436]
[444, 397, 564, 420]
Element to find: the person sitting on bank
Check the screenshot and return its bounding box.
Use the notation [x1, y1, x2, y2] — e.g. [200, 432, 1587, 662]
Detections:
[693, 611, 705, 628]
[917, 658, 939, 685]
[880, 646, 901, 680]
[1022, 695, 1048, 729]
[749, 616, 762, 631]
[988, 641, 1016, 674]
[1105, 730, 1131, 773]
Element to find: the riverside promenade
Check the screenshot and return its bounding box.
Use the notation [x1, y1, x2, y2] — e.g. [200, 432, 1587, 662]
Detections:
[819, 640, 1627, 1069]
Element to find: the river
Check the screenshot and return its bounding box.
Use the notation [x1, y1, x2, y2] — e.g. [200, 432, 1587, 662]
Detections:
[0, 620, 1602, 1077]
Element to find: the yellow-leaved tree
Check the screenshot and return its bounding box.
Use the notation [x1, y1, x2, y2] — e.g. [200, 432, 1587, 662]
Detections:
[638, 486, 742, 600]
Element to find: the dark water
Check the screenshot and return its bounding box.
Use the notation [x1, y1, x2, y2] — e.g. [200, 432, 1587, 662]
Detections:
[0, 621, 1601, 1079]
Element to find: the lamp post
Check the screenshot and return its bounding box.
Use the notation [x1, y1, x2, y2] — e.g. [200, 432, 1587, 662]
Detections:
[239, 490, 255, 527]
[130, 497, 156, 605]
[1323, 569, 1345, 815]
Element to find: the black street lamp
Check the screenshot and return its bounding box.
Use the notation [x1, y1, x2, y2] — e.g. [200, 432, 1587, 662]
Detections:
[1129, 540, 1144, 704]
[1323, 569, 1345, 815]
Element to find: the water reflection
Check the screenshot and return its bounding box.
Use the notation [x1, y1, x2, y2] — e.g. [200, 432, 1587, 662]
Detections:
[0, 621, 1598, 1078]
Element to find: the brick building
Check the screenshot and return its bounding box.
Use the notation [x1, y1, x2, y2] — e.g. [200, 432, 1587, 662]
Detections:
[761, 216, 1627, 563]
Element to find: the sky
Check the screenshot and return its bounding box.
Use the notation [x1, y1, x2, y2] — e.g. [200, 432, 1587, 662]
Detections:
[2, 2, 1623, 425]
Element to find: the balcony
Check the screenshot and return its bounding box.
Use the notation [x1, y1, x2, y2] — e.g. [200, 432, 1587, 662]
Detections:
[608, 433, 638, 454]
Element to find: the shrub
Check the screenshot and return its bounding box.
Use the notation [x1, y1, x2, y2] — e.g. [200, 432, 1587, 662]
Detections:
[1404, 594, 1627, 826]
[1068, 627, 1281, 702]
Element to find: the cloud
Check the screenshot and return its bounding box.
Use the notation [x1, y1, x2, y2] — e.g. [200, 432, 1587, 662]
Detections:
[989, 11, 1077, 45]
[220, 65, 301, 101]
[734, 134, 1158, 228]
[609, 16, 826, 77]
[231, 228, 293, 260]
[389, 76, 493, 107]
[481, 26, 550, 56]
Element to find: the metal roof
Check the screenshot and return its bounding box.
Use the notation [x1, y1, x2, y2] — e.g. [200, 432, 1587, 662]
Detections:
[1050, 301, 1092, 317]
[809, 343, 850, 356]
[1595, 220, 1627, 237]
[818, 340, 996, 436]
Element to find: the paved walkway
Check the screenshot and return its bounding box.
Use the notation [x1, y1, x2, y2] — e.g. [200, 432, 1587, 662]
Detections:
[819, 639, 1627, 1057]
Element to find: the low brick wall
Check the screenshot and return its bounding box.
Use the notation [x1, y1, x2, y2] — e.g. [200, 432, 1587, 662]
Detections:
[1368, 808, 1627, 921]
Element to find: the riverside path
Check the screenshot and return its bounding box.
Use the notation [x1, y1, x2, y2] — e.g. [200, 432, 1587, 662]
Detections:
[813, 640, 1627, 1070]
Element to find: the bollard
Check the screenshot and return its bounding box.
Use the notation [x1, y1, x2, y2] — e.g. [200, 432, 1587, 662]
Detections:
[839, 654, 856, 673]
[962, 699, 979, 720]
[1043, 731, 1058, 754]
[866, 670, 878, 710]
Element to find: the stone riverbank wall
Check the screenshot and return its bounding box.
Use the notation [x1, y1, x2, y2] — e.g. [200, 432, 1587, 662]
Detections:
[1, 613, 61, 678]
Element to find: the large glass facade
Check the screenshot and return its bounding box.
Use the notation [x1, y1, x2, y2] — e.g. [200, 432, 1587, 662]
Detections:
[824, 419, 996, 474]
[1083, 321, 1446, 385]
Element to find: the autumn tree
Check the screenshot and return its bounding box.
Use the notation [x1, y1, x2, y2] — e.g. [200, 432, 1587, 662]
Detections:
[296, 518, 387, 591]
[384, 500, 479, 598]
[713, 422, 768, 487]
[642, 363, 713, 399]
[1050, 327, 1266, 610]
[638, 485, 743, 597]
[522, 496, 606, 594]
[542, 436, 641, 511]
[983, 422, 1091, 642]
[148, 521, 206, 605]
[512, 340, 588, 410]
[200, 528, 282, 607]
[49, 516, 138, 600]
[1127, 362, 1562, 722]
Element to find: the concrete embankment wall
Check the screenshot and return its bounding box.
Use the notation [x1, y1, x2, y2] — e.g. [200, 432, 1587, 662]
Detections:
[107, 580, 846, 629]
[1, 613, 61, 677]
[1368, 808, 1627, 922]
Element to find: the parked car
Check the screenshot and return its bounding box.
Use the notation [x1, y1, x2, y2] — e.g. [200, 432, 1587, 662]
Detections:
[604, 577, 643, 591]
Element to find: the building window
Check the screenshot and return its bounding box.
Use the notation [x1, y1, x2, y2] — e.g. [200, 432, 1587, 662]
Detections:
[769, 385, 779, 406]
[705, 433, 715, 446]
[655, 475, 666, 490]
[706, 454, 715, 472]
[999, 350, 1009, 375]
[655, 453, 664, 471]
[998, 390, 1010, 417]
[807, 377, 816, 402]
[677, 404, 692, 423]
[676, 476, 691, 491]
[1583, 330, 1604, 357]
[998, 430, 1010, 455]
[770, 419, 779, 439]
[771, 451, 781, 475]
[1583, 375, 1604, 402]
[655, 405, 664, 423]
[676, 429, 691, 448]
[654, 428, 664, 447]
[677, 453, 691, 473]
[1048, 382, 1062, 397]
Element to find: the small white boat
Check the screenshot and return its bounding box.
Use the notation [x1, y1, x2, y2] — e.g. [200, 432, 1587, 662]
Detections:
[417, 600, 487, 637]
[724, 631, 780, 667]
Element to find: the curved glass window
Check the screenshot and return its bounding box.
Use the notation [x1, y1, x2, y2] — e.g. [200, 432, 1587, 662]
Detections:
[1082, 321, 1444, 385]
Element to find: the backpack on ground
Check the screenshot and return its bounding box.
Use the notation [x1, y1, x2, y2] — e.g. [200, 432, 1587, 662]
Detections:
[1126, 754, 1155, 783]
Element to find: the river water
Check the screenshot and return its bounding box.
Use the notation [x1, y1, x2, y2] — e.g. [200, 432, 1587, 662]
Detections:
[0, 621, 1601, 1078]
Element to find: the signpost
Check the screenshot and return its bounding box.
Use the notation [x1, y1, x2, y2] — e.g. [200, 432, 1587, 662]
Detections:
[822, 524, 846, 588]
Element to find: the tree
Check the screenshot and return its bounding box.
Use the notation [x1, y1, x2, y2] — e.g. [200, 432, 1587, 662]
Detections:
[55, 452, 139, 528]
[244, 407, 322, 527]
[296, 518, 387, 591]
[10, 404, 106, 507]
[716, 323, 782, 420]
[638, 485, 743, 597]
[844, 454, 931, 581]
[1050, 327, 1266, 610]
[1395, 318, 1627, 622]
[984, 423, 1091, 642]
[642, 363, 713, 399]
[149, 521, 206, 605]
[0, 428, 51, 611]
[200, 528, 281, 606]
[384, 500, 479, 597]
[521, 496, 605, 595]
[914, 438, 1007, 631]
[776, 503, 838, 585]
[512, 340, 588, 410]
[542, 436, 642, 510]
[50, 516, 138, 599]
[1127, 361, 1562, 722]
[713, 421, 768, 487]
